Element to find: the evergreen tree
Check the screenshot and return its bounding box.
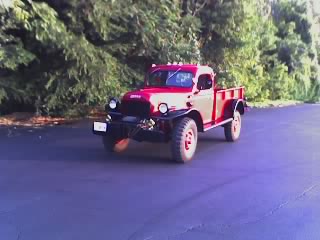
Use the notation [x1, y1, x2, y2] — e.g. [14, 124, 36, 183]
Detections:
[0, 0, 319, 116]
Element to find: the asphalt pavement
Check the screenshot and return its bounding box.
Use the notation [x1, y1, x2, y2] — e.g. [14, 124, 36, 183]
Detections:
[0, 104, 320, 240]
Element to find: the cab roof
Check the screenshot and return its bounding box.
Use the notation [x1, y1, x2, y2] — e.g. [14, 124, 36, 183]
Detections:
[148, 63, 213, 75]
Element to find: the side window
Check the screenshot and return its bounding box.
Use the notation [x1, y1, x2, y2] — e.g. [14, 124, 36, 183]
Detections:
[197, 74, 213, 90]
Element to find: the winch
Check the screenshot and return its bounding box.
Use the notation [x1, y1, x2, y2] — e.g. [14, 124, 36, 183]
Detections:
[139, 119, 156, 131]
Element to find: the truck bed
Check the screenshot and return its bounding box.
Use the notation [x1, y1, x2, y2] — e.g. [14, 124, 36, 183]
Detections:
[213, 87, 245, 123]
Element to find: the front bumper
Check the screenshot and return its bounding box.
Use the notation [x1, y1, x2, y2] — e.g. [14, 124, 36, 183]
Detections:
[92, 120, 168, 143]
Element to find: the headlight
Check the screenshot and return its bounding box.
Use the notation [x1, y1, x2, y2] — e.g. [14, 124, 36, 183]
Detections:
[159, 103, 169, 114]
[109, 99, 117, 109]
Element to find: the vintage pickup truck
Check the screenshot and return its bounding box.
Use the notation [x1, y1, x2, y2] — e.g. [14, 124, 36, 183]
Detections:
[93, 63, 247, 163]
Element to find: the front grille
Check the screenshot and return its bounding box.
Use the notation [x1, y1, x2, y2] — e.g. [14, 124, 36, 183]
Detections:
[121, 100, 151, 118]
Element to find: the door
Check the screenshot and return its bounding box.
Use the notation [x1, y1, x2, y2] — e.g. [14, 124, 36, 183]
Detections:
[193, 74, 214, 123]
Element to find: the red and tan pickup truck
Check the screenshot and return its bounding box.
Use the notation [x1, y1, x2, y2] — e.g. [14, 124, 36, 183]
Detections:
[93, 63, 247, 163]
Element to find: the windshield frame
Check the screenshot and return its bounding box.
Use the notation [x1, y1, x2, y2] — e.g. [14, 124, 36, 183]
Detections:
[145, 69, 195, 89]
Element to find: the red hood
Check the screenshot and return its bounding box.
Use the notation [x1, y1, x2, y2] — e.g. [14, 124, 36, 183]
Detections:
[122, 87, 192, 112]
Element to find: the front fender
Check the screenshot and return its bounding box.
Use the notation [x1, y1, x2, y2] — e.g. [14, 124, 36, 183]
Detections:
[154, 109, 194, 120]
[154, 109, 204, 132]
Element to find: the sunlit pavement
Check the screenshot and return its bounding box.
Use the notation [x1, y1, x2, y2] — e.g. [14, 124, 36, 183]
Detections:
[1, 104, 320, 240]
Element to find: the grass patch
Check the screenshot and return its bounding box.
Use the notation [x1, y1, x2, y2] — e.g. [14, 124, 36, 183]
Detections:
[0, 112, 79, 127]
[0, 107, 106, 127]
[247, 100, 303, 108]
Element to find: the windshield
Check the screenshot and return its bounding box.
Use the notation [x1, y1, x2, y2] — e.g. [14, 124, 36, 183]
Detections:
[146, 70, 194, 88]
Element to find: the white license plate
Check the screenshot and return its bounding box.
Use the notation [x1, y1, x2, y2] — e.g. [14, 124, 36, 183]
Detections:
[93, 122, 107, 132]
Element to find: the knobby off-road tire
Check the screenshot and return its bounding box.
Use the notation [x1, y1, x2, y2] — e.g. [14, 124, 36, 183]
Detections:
[171, 117, 198, 163]
[102, 136, 130, 153]
[224, 110, 242, 142]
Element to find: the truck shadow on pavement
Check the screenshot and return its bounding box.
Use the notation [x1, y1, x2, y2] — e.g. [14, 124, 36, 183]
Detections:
[86, 121, 227, 164]
[0, 126, 228, 165]
[90, 134, 227, 165]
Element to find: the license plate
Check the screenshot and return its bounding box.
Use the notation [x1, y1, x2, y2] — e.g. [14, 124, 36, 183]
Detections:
[93, 122, 107, 132]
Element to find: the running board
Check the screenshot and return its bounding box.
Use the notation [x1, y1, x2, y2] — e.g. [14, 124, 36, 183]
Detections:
[203, 118, 233, 132]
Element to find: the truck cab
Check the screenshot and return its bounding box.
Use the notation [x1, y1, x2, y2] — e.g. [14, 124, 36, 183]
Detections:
[93, 63, 246, 163]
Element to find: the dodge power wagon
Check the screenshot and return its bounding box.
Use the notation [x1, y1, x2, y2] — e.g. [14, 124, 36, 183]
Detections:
[93, 63, 246, 163]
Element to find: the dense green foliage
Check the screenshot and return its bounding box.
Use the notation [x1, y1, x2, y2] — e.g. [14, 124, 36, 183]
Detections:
[0, 0, 319, 116]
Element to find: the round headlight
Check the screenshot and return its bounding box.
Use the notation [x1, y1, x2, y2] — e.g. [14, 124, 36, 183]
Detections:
[159, 103, 169, 114]
[109, 99, 117, 109]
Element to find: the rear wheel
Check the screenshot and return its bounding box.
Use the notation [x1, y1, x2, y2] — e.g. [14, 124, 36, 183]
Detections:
[171, 117, 198, 163]
[102, 136, 130, 153]
[224, 110, 242, 142]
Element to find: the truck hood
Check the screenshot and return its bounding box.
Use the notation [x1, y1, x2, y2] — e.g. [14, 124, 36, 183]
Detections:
[122, 87, 192, 111]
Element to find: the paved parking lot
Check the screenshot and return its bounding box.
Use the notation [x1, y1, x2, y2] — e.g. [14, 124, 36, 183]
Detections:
[1, 104, 320, 240]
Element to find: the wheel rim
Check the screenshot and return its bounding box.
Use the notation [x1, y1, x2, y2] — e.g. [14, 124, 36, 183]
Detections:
[232, 114, 241, 138]
[184, 129, 196, 159]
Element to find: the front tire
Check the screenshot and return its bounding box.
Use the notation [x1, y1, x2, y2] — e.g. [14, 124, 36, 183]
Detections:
[171, 117, 198, 163]
[102, 136, 130, 153]
[224, 110, 242, 142]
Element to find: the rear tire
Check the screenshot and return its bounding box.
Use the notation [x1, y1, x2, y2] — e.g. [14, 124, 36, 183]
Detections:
[224, 110, 242, 142]
[171, 117, 198, 163]
[102, 136, 129, 153]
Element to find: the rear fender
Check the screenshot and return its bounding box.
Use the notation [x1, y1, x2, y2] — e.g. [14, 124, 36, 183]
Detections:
[224, 99, 245, 120]
[232, 99, 245, 116]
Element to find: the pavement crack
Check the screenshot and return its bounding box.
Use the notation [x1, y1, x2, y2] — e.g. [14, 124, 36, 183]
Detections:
[7, 128, 13, 137]
[142, 237, 153, 240]
[224, 183, 320, 229]
[127, 175, 319, 240]
[176, 223, 206, 235]
[258, 183, 319, 220]
[0, 195, 44, 216]
[7, 128, 22, 138]
[16, 231, 21, 240]
[165, 183, 320, 238]
[0, 210, 12, 216]
[166, 223, 227, 240]
[126, 173, 252, 240]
